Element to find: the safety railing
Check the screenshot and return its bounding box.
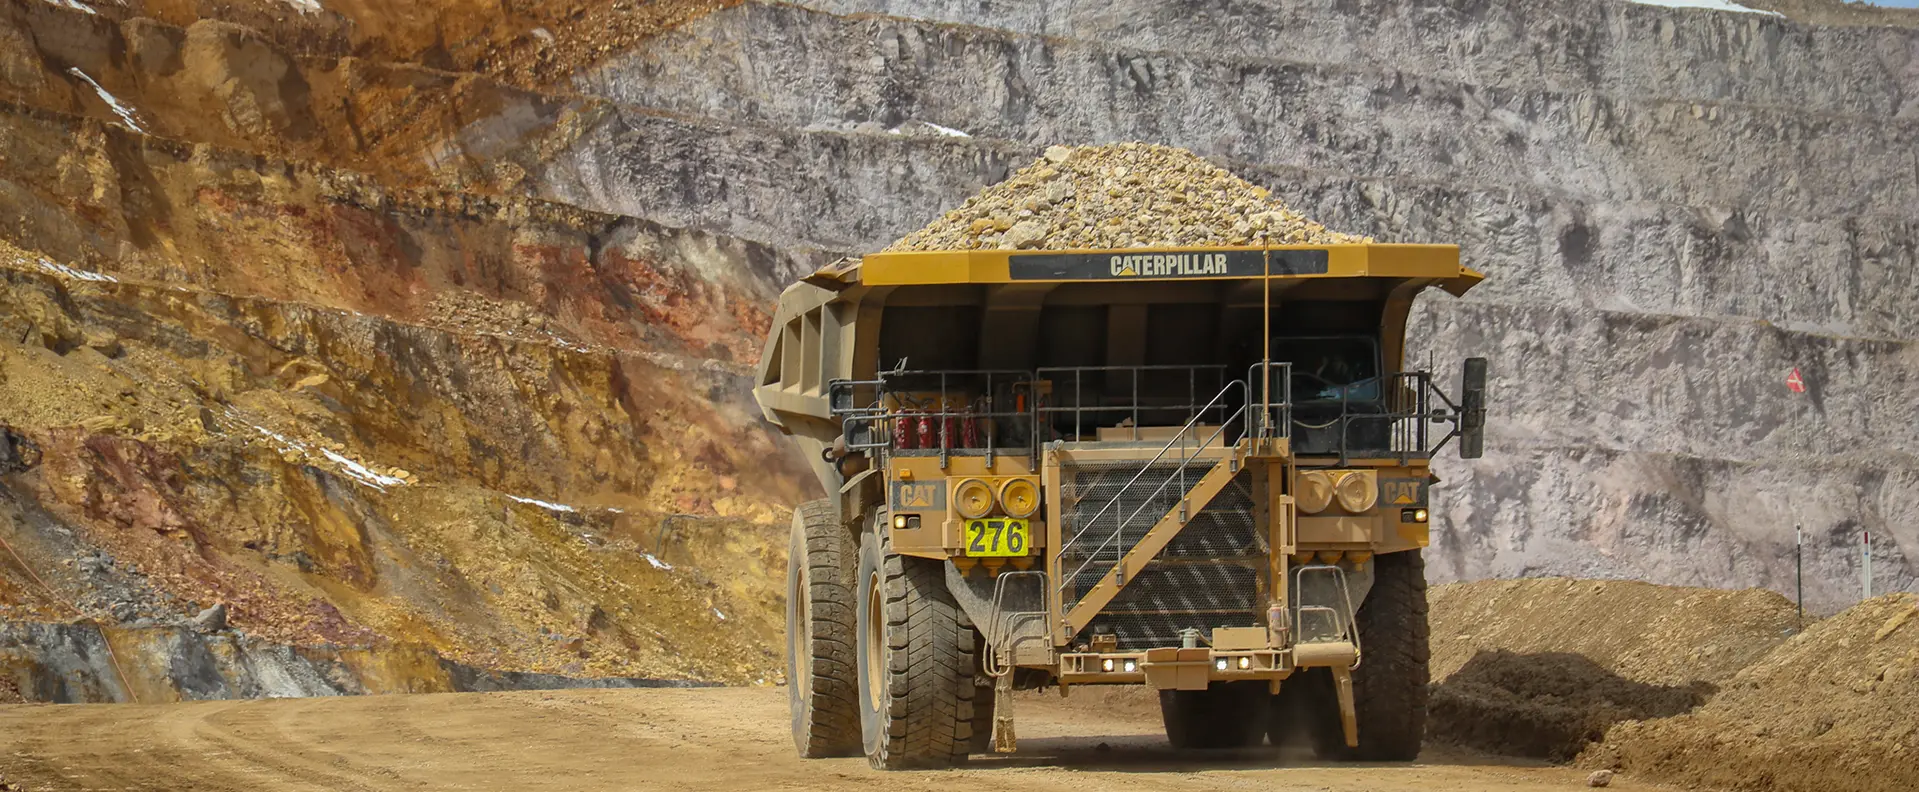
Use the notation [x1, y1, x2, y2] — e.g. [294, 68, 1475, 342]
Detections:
[829, 368, 1040, 469]
[1246, 361, 1295, 447]
[1289, 370, 1468, 464]
[1035, 365, 1233, 443]
[1291, 563, 1361, 665]
[830, 359, 1305, 477]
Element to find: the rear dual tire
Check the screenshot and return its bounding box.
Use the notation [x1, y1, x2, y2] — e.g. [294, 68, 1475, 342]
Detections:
[1160, 682, 1269, 750]
[787, 500, 861, 757]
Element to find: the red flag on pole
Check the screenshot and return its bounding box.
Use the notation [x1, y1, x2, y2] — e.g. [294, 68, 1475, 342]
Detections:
[1786, 368, 1806, 394]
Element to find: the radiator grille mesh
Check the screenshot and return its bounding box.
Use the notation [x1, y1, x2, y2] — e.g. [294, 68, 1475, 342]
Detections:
[1059, 461, 1266, 650]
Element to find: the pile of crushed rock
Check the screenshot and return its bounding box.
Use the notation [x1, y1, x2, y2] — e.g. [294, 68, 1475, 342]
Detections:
[885, 143, 1368, 252]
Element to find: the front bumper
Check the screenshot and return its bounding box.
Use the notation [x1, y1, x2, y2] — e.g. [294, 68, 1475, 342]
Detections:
[1058, 648, 1288, 690]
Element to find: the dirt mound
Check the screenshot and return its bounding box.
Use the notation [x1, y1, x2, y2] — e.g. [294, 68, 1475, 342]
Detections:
[1582, 593, 1919, 792]
[1427, 579, 1799, 759]
[885, 143, 1368, 252]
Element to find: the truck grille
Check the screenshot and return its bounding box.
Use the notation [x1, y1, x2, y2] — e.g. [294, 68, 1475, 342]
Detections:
[1058, 461, 1266, 650]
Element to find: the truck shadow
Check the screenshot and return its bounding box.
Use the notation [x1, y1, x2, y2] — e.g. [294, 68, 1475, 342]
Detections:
[1426, 650, 1714, 761]
[965, 736, 1558, 773]
[961, 649, 1713, 773]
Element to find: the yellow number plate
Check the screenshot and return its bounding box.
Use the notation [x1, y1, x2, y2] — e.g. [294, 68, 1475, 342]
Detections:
[964, 518, 1030, 557]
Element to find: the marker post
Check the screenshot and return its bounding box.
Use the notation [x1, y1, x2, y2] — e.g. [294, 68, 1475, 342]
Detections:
[1795, 525, 1803, 630]
[1863, 531, 1873, 601]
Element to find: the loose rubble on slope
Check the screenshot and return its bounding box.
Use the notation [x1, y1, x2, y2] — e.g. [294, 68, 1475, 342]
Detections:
[1426, 578, 1798, 760]
[886, 143, 1369, 252]
[1582, 593, 1919, 792]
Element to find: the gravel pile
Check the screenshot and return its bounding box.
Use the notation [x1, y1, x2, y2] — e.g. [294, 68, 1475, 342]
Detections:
[886, 143, 1369, 252]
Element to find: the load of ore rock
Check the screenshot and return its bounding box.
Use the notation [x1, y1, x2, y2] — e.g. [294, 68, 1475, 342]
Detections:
[885, 143, 1370, 252]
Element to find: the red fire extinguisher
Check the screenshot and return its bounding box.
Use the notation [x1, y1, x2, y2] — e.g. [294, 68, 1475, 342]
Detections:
[894, 410, 918, 450]
[941, 407, 960, 450]
[917, 411, 937, 450]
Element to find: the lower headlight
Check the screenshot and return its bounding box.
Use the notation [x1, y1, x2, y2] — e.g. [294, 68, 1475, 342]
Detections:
[1123, 659, 1137, 673]
[1237, 656, 1251, 670]
[999, 478, 1040, 518]
[954, 478, 995, 519]
[1215, 659, 1229, 672]
[1333, 470, 1379, 513]
[1101, 658, 1115, 672]
[1297, 471, 1335, 514]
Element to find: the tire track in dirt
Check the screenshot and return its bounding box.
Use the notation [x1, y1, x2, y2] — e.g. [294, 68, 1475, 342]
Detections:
[0, 688, 1660, 792]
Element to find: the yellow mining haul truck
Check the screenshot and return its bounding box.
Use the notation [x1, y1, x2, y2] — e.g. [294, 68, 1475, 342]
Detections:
[757, 244, 1486, 769]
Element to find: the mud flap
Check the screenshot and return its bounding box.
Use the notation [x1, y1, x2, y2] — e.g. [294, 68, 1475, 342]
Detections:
[992, 669, 1017, 752]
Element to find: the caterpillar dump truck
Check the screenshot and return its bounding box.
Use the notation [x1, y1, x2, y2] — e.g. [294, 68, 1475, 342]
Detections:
[756, 244, 1486, 769]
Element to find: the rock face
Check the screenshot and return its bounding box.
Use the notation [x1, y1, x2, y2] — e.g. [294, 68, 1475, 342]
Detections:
[0, 1, 810, 697]
[567, 0, 1918, 610]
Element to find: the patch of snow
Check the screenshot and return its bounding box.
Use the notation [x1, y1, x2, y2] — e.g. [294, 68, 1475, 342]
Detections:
[921, 122, 971, 138]
[643, 553, 673, 571]
[224, 409, 406, 491]
[531, 27, 555, 43]
[506, 494, 578, 513]
[546, 333, 593, 354]
[41, 0, 97, 15]
[712, 608, 726, 621]
[885, 120, 972, 138]
[35, 257, 117, 283]
[1624, 0, 1782, 15]
[66, 68, 147, 133]
[280, 0, 324, 13]
[318, 448, 406, 489]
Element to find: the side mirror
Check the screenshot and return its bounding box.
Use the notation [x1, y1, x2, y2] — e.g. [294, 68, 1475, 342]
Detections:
[1458, 357, 1487, 459]
[829, 380, 878, 448]
[844, 418, 876, 450]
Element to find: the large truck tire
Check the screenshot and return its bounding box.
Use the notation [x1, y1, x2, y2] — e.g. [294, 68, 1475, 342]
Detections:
[855, 532, 977, 769]
[1160, 682, 1268, 749]
[1295, 549, 1431, 761]
[786, 500, 861, 758]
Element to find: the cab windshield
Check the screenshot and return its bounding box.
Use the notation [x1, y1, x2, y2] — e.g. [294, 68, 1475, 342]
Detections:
[1272, 336, 1382, 402]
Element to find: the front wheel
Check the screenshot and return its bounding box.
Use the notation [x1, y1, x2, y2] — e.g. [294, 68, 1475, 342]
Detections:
[855, 533, 976, 769]
[1295, 549, 1431, 761]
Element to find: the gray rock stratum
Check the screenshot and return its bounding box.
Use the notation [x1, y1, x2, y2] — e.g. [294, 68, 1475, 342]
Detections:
[535, 0, 1916, 609]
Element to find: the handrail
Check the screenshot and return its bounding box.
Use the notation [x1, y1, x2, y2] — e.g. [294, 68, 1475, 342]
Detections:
[1035, 364, 1231, 443]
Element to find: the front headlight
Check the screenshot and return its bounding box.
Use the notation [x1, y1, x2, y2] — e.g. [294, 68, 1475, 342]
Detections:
[1297, 471, 1334, 514]
[999, 478, 1040, 518]
[954, 478, 995, 519]
[1333, 471, 1378, 513]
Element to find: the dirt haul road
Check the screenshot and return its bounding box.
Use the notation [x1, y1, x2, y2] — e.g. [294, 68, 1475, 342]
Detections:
[0, 688, 1655, 792]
